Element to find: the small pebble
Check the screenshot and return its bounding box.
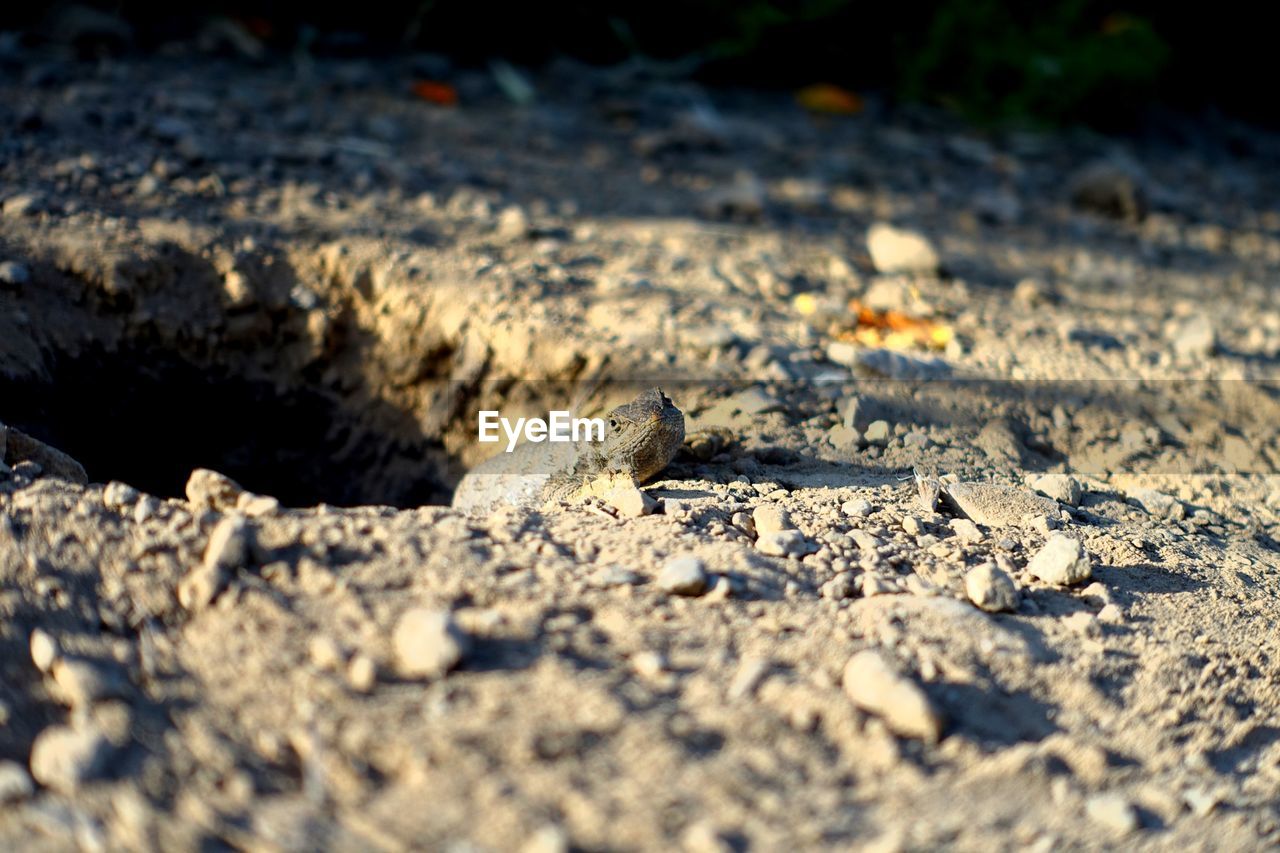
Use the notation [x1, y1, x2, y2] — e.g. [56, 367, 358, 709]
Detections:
[631, 650, 667, 678]
[828, 423, 861, 449]
[727, 657, 771, 700]
[903, 430, 931, 449]
[657, 555, 709, 596]
[756, 529, 814, 558]
[605, 481, 658, 517]
[1170, 315, 1217, 360]
[1063, 611, 1100, 637]
[50, 657, 125, 708]
[842, 498, 874, 518]
[964, 562, 1019, 613]
[1085, 792, 1139, 835]
[1097, 603, 1125, 624]
[30, 628, 58, 672]
[29, 723, 112, 793]
[842, 650, 942, 742]
[184, 468, 245, 511]
[0, 760, 34, 803]
[864, 420, 891, 446]
[1030, 473, 1083, 506]
[820, 572, 857, 600]
[681, 820, 733, 853]
[1027, 534, 1093, 586]
[521, 824, 570, 853]
[851, 530, 884, 551]
[902, 515, 924, 536]
[237, 492, 281, 517]
[392, 608, 470, 679]
[179, 516, 249, 611]
[866, 223, 939, 274]
[309, 636, 344, 671]
[950, 518, 983, 544]
[346, 654, 377, 692]
[752, 504, 792, 534]
[0, 260, 31, 286]
[102, 481, 139, 510]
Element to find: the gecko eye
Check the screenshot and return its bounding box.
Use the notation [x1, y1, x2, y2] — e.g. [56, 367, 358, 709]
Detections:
[608, 417, 619, 432]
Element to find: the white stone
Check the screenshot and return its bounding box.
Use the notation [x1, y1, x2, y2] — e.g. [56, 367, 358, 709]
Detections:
[965, 562, 1019, 613]
[393, 608, 469, 679]
[866, 223, 940, 275]
[657, 556, 708, 596]
[842, 650, 942, 742]
[1027, 534, 1092, 586]
[1030, 474, 1084, 506]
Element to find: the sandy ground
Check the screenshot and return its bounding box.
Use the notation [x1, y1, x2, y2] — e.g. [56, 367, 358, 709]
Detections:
[3, 48, 1280, 851]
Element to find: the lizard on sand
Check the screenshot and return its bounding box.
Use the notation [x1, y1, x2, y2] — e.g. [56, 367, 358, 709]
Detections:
[451, 388, 688, 512]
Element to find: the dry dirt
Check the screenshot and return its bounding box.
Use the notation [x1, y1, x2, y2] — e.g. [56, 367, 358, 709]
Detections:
[3, 49, 1280, 851]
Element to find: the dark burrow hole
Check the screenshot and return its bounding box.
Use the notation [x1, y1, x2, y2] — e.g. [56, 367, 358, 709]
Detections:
[2, 343, 454, 508]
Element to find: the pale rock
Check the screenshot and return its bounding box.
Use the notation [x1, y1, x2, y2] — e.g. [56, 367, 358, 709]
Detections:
[0, 760, 34, 803]
[1030, 473, 1084, 506]
[864, 420, 891, 445]
[392, 608, 470, 679]
[752, 504, 793, 534]
[1027, 534, 1092, 586]
[842, 650, 942, 742]
[102, 481, 140, 510]
[965, 562, 1019, 613]
[184, 468, 245, 511]
[29, 724, 112, 793]
[30, 628, 58, 672]
[756, 529, 814, 558]
[657, 555, 708, 596]
[842, 498, 874, 518]
[950, 518, 983, 544]
[604, 480, 658, 517]
[866, 223, 940, 275]
[1085, 793, 1139, 835]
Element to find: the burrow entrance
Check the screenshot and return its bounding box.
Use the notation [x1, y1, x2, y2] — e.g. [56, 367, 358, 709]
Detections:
[2, 341, 456, 508]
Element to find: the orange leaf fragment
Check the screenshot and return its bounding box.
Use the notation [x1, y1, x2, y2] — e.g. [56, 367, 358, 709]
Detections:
[796, 84, 864, 115]
[838, 300, 953, 351]
[412, 80, 459, 107]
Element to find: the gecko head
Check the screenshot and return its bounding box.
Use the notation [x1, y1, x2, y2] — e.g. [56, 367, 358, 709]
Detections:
[602, 388, 686, 482]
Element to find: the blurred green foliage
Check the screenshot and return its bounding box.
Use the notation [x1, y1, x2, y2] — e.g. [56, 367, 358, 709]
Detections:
[898, 0, 1169, 125]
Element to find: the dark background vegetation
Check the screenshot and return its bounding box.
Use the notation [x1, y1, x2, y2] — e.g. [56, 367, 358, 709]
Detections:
[3, 1, 1274, 129]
